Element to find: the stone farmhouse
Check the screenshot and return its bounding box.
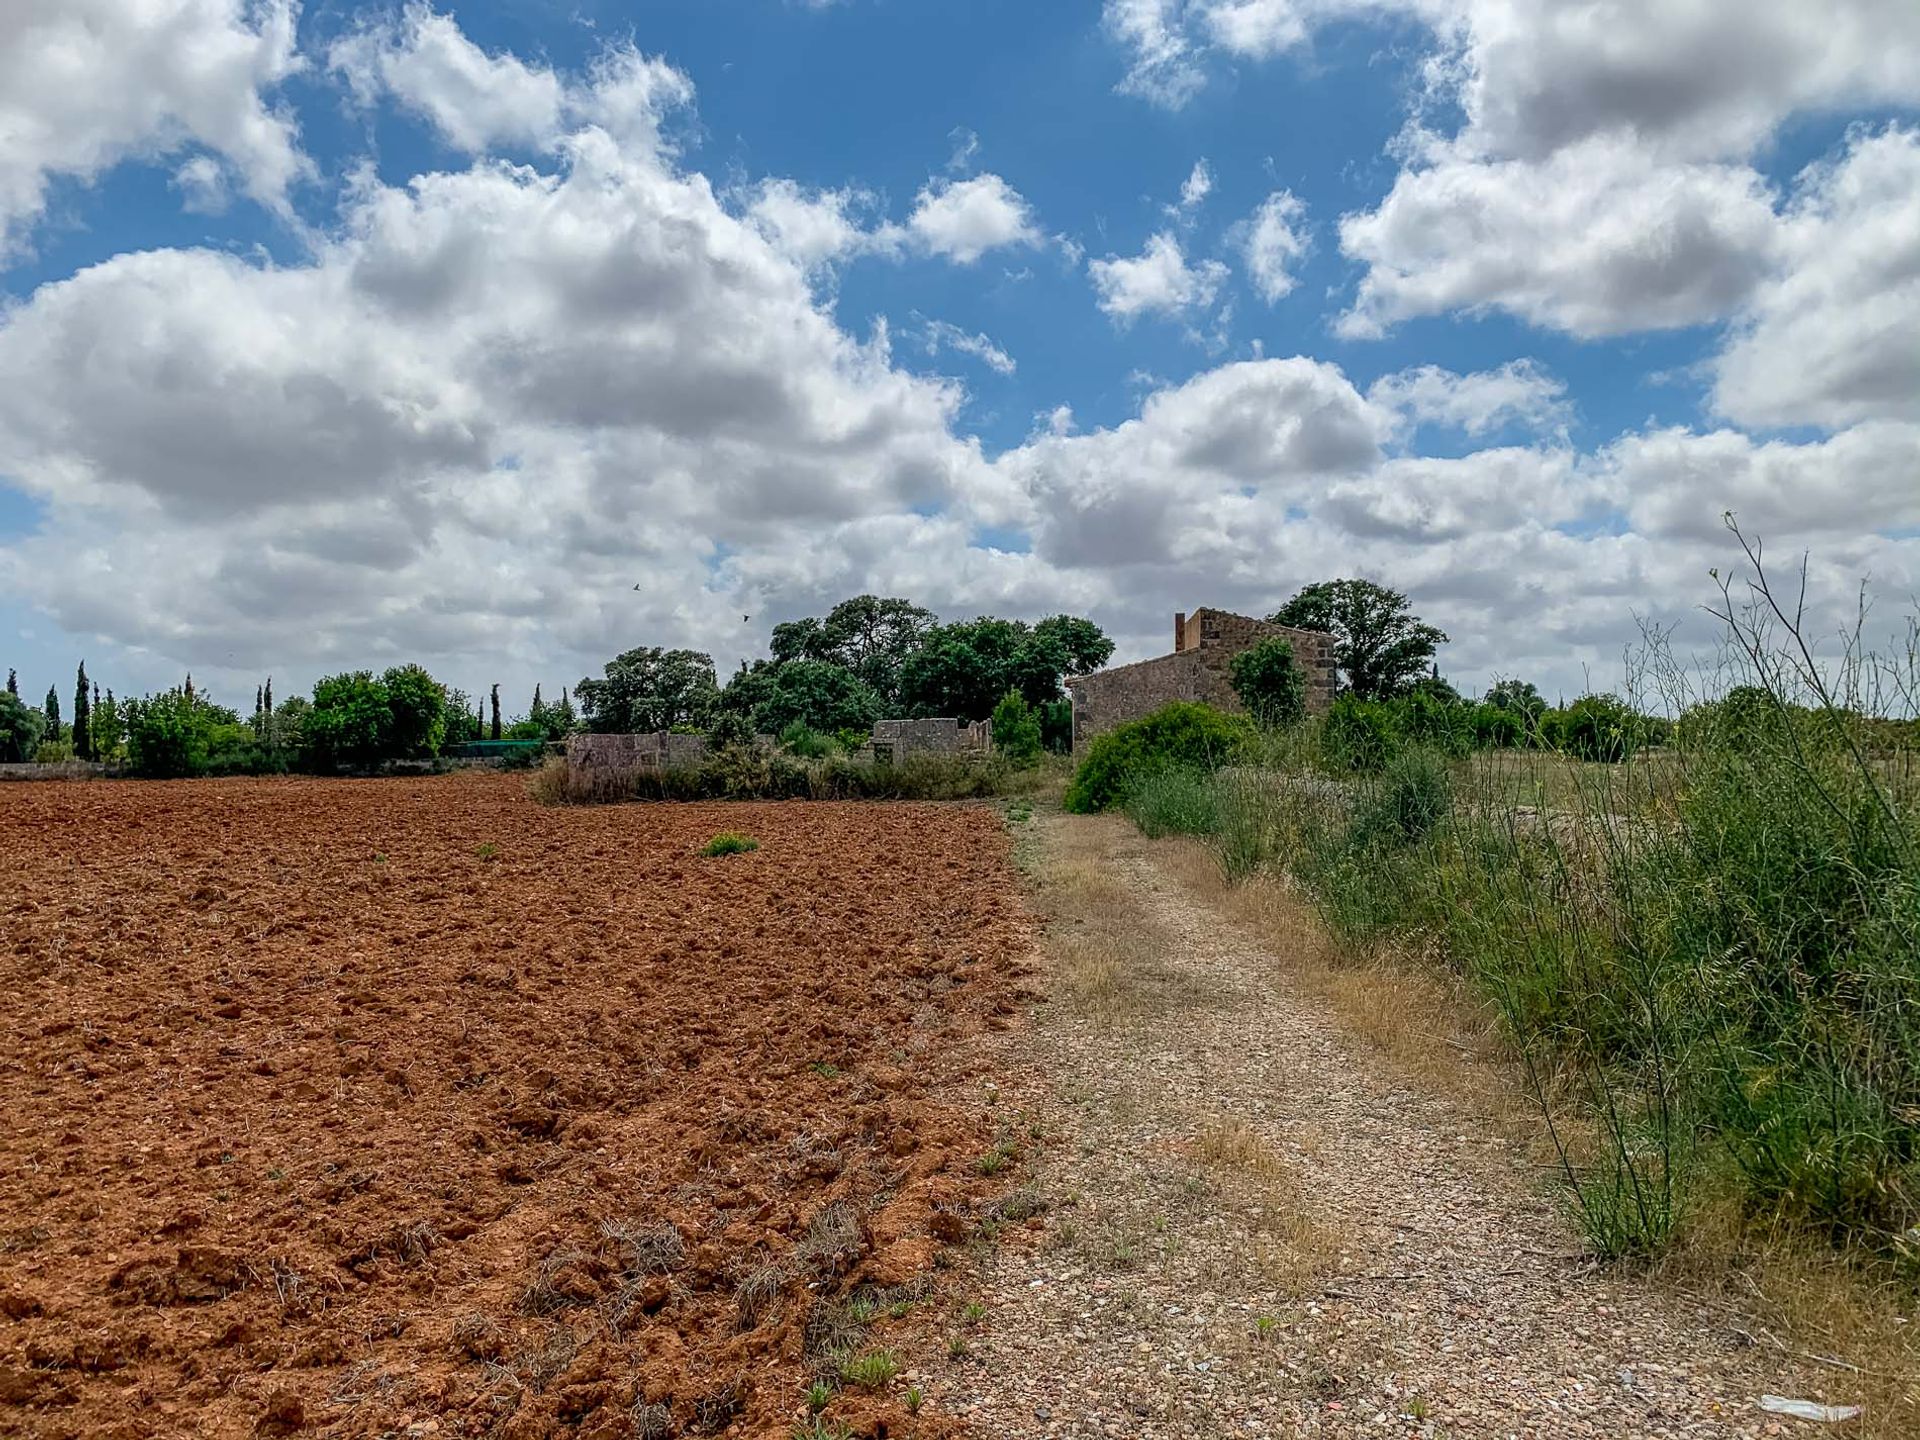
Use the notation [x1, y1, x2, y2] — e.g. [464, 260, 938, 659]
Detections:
[1064, 608, 1337, 749]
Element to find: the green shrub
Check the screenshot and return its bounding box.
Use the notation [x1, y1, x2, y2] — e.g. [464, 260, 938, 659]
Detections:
[0, 691, 47, 763]
[1320, 695, 1397, 772]
[706, 710, 756, 750]
[779, 722, 837, 759]
[1470, 702, 1524, 749]
[1391, 690, 1473, 757]
[1348, 747, 1452, 850]
[1123, 769, 1224, 837]
[32, 739, 72, 764]
[1229, 636, 1307, 729]
[990, 690, 1043, 765]
[700, 833, 760, 857]
[1063, 702, 1252, 813]
[1556, 693, 1643, 763]
[125, 690, 213, 777]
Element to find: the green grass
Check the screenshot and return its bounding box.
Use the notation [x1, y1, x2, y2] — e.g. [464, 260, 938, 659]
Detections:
[699, 832, 759, 857]
[837, 1348, 899, 1389]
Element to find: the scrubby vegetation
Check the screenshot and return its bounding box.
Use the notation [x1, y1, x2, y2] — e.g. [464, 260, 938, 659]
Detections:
[532, 748, 1047, 805]
[1063, 701, 1253, 813]
[1088, 548, 1920, 1278]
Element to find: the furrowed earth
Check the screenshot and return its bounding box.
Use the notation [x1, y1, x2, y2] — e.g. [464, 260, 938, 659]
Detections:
[0, 774, 1031, 1439]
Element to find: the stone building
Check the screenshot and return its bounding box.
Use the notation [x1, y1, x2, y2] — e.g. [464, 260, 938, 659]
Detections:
[1064, 608, 1336, 748]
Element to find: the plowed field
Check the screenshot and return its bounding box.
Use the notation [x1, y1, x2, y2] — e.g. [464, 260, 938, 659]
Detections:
[0, 774, 1031, 1439]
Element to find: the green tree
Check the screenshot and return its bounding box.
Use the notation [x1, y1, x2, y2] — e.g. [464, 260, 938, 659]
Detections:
[990, 690, 1043, 764]
[1484, 678, 1546, 720]
[304, 672, 394, 769]
[0, 690, 45, 762]
[92, 687, 125, 761]
[73, 663, 92, 761]
[749, 660, 881, 735]
[124, 689, 213, 777]
[5, 669, 15, 696]
[898, 616, 1103, 720]
[490, 684, 502, 741]
[443, 688, 482, 745]
[43, 685, 60, 743]
[1271, 579, 1447, 700]
[771, 596, 937, 705]
[1229, 636, 1307, 728]
[577, 648, 720, 733]
[381, 664, 448, 757]
[1033, 614, 1115, 676]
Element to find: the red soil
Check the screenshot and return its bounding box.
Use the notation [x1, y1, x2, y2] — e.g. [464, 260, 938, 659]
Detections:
[0, 774, 1031, 1439]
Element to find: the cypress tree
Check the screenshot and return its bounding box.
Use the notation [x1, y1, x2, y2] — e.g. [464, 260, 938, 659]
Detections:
[44, 685, 61, 743]
[5, 669, 14, 695]
[264, 677, 273, 713]
[490, 684, 502, 741]
[74, 663, 92, 761]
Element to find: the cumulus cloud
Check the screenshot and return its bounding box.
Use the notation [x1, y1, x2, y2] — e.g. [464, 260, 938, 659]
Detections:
[1368, 360, 1569, 437]
[1338, 136, 1782, 337]
[906, 174, 1042, 264]
[329, 5, 693, 156]
[1089, 232, 1230, 322]
[0, 0, 307, 253]
[1712, 125, 1920, 429]
[1239, 190, 1308, 303]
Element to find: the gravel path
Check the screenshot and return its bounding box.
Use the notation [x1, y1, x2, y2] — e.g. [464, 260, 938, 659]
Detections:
[934, 814, 1826, 1439]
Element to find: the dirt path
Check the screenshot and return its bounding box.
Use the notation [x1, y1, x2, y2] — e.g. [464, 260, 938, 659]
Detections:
[940, 813, 1830, 1439]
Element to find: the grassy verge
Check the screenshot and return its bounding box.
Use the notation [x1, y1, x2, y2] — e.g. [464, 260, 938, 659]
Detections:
[530, 750, 1072, 805]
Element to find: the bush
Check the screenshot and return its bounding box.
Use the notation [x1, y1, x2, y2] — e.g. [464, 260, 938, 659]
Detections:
[700, 832, 760, 857]
[1470, 702, 1524, 749]
[1063, 702, 1253, 813]
[1348, 747, 1452, 850]
[1229, 636, 1307, 729]
[1392, 690, 1473, 757]
[1556, 693, 1643, 763]
[990, 690, 1043, 765]
[32, 739, 72, 764]
[1123, 769, 1224, 838]
[1320, 695, 1397, 772]
[779, 722, 837, 759]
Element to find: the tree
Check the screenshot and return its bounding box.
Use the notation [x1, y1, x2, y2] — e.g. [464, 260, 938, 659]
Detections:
[1483, 678, 1546, 720]
[304, 672, 394, 770]
[43, 685, 60, 743]
[73, 663, 92, 761]
[382, 664, 448, 758]
[1229, 636, 1307, 728]
[771, 596, 937, 705]
[5, 669, 14, 696]
[490, 684, 502, 741]
[747, 660, 881, 735]
[92, 688, 124, 761]
[0, 690, 45, 763]
[576, 648, 720, 733]
[1270, 579, 1447, 700]
[898, 616, 1103, 720]
[1033, 614, 1115, 676]
[991, 690, 1043, 764]
[124, 689, 213, 777]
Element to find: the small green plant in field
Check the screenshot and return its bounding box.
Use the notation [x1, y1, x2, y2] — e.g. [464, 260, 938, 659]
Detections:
[903, 1384, 925, 1415]
[808, 1060, 841, 1079]
[1005, 799, 1033, 824]
[791, 1419, 851, 1440]
[700, 832, 760, 857]
[1406, 1395, 1432, 1420]
[973, 1142, 1017, 1176]
[946, 1332, 970, 1359]
[838, 1348, 899, 1389]
[846, 1295, 877, 1325]
[959, 1301, 986, 1327]
[474, 842, 499, 861]
[804, 1380, 833, 1413]
[1254, 1315, 1280, 1342]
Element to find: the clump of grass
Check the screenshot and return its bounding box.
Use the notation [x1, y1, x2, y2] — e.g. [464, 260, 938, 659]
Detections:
[1123, 768, 1224, 838]
[903, 1384, 925, 1415]
[837, 1348, 899, 1390]
[700, 831, 760, 857]
[973, 1141, 1018, 1177]
[474, 842, 500, 861]
[804, 1380, 833, 1412]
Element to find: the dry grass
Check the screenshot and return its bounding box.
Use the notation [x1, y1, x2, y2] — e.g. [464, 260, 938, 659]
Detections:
[1018, 813, 1199, 1025]
[1191, 1119, 1335, 1292]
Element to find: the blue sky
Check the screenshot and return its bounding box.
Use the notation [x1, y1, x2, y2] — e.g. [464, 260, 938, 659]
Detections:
[1, 1, 1916, 716]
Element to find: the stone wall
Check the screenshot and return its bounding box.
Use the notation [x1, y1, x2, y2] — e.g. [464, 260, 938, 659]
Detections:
[566, 731, 709, 772]
[1065, 607, 1336, 748]
[870, 717, 991, 759]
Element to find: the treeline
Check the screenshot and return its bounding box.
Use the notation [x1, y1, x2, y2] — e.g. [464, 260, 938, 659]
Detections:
[573, 595, 1114, 755]
[0, 663, 575, 777]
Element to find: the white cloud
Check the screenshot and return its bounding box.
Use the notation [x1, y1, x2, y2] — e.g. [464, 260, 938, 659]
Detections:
[906, 174, 1042, 264]
[1090, 232, 1230, 322]
[1368, 360, 1569, 437]
[1712, 125, 1920, 429]
[918, 319, 1017, 377]
[743, 179, 887, 269]
[172, 155, 231, 216]
[1104, 0, 1208, 108]
[1338, 135, 1781, 338]
[1173, 159, 1214, 215]
[0, 0, 307, 253]
[329, 5, 693, 157]
[1240, 189, 1308, 303]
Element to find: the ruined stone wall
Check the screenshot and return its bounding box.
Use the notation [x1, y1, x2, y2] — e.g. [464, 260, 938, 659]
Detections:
[1065, 609, 1337, 748]
[566, 732, 709, 772]
[870, 718, 992, 758]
